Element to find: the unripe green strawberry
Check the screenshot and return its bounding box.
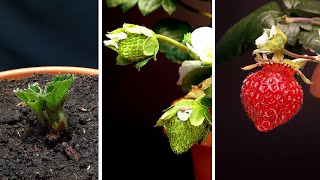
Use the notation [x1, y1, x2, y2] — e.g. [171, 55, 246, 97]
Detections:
[118, 34, 149, 62]
[165, 115, 209, 154]
[241, 63, 303, 132]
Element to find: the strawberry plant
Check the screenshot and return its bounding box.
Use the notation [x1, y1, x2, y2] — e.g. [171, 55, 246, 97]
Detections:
[104, 0, 212, 155]
[14, 74, 75, 140]
[217, 0, 320, 132]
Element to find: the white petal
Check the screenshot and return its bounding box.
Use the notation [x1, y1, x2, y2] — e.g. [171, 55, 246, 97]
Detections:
[177, 60, 202, 85]
[255, 32, 268, 45]
[177, 109, 192, 121]
[269, 25, 277, 39]
[106, 32, 127, 40]
[103, 40, 118, 48]
[190, 27, 214, 59]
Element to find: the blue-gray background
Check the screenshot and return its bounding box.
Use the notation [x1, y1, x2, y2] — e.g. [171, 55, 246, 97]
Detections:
[0, 1, 98, 71]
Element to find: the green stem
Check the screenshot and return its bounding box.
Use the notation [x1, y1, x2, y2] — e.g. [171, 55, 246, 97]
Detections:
[155, 34, 199, 59]
[176, 0, 212, 19]
[45, 108, 68, 132]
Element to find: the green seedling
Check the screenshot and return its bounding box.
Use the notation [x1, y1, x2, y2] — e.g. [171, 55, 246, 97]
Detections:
[14, 74, 75, 140]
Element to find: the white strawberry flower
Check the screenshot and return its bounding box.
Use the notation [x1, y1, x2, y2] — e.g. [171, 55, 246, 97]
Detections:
[255, 25, 277, 46]
[177, 26, 213, 85]
[186, 26, 213, 63]
[103, 32, 127, 49]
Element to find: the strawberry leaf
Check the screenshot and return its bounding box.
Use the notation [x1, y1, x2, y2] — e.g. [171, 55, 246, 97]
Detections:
[43, 74, 75, 110]
[162, 0, 176, 15]
[121, 0, 138, 12]
[14, 84, 45, 116]
[138, 0, 162, 16]
[298, 26, 320, 53]
[106, 0, 127, 8]
[216, 2, 282, 62]
[283, 0, 320, 16]
[181, 66, 212, 93]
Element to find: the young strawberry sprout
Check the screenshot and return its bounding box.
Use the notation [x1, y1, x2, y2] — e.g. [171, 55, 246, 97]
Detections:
[241, 25, 320, 132]
[104, 23, 213, 154]
[14, 74, 75, 140]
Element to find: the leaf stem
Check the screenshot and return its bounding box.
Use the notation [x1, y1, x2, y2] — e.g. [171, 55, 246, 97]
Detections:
[283, 49, 318, 61]
[155, 34, 199, 59]
[285, 16, 320, 25]
[176, 0, 212, 19]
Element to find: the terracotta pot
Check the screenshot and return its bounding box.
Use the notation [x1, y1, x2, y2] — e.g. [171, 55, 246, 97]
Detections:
[164, 98, 212, 180]
[191, 132, 212, 180]
[0, 66, 98, 80]
[310, 63, 320, 98]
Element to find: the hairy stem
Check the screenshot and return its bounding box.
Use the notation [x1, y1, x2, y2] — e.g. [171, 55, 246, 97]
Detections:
[283, 49, 318, 61]
[285, 16, 320, 25]
[155, 34, 199, 59]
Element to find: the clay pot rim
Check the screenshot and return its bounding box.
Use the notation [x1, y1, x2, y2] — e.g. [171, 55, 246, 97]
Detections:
[0, 66, 99, 80]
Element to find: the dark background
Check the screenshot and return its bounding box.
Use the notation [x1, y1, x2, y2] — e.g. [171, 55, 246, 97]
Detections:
[216, 0, 320, 180]
[0, 1, 98, 71]
[102, 1, 211, 179]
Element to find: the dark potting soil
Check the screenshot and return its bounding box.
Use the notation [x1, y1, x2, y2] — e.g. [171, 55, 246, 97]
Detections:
[0, 74, 98, 180]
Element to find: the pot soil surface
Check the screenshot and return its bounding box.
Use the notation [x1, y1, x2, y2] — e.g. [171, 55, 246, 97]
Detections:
[0, 74, 98, 179]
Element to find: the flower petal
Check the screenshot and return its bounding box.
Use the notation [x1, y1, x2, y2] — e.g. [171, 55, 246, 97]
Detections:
[269, 25, 277, 39]
[177, 109, 192, 121]
[189, 27, 213, 60]
[177, 60, 202, 85]
[255, 32, 268, 46]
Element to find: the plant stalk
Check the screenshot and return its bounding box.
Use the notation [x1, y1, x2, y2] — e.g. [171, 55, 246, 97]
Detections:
[155, 34, 200, 59]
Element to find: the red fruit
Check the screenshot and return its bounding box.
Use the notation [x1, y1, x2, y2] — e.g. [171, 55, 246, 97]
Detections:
[241, 63, 303, 132]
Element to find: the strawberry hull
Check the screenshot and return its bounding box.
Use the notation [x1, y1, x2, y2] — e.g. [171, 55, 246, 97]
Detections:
[241, 63, 303, 132]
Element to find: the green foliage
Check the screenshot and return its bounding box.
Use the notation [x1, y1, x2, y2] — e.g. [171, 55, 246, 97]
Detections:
[216, 2, 281, 62]
[153, 18, 193, 62]
[14, 74, 75, 139]
[181, 66, 212, 93]
[106, 0, 177, 15]
[217, 0, 320, 62]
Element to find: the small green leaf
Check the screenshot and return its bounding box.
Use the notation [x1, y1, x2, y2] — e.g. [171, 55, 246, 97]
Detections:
[143, 36, 159, 56]
[43, 75, 75, 110]
[204, 84, 212, 98]
[276, 22, 300, 46]
[162, 0, 176, 15]
[189, 102, 205, 126]
[138, 0, 162, 16]
[153, 18, 193, 62]
[181, 66, 212, 93]
[134, 58, 151, 70]
[123, 23, 154, 36]
[298, 26, 320, 53]
[121, 0, 138, 12]
[106, 0, 127, 7]
[14, 89, 45, 116]
[182, 33, 191, 45]
[216, 2, 281, 62]
[200, 97, 212, 107]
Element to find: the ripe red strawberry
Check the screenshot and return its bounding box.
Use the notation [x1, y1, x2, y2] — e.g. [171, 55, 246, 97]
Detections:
[241, 63, 303, 132]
